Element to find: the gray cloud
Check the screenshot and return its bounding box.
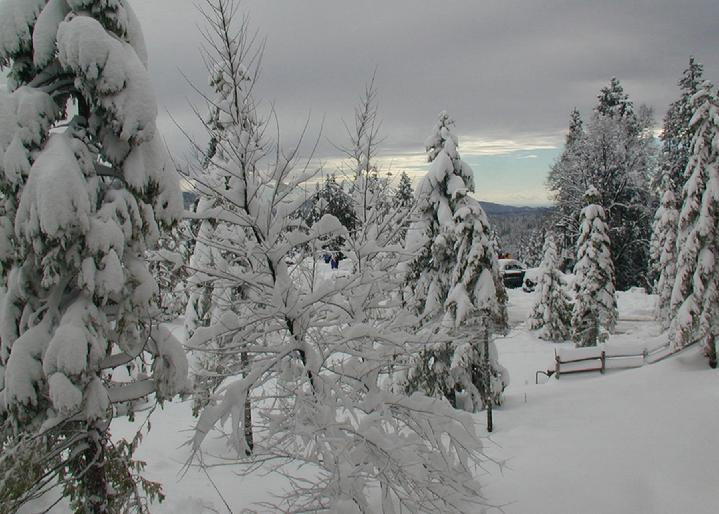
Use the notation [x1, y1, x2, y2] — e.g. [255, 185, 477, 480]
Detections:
[132, 0, 719, 165]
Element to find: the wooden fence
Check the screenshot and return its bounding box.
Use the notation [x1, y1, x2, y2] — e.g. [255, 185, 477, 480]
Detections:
[544, 339, 700, 381]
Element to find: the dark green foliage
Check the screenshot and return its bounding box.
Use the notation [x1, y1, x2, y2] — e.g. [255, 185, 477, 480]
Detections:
[390, 171, 414, 242]
[0, 432, 51, 514]
[657, 57, 704, 198]
[0, 424, 163, 514]
[303, 174, 357, 252]
[404, 342, 456, 402]
[596, 77, 634, 119]
[404, 334, 504, 410]
[394, 171, 414, 207]
[548, 80, 655, 290]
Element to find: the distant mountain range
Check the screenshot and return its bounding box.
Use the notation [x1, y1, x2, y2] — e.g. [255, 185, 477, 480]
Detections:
[184, 190, 552, 217]
[479, 201, 552, 217]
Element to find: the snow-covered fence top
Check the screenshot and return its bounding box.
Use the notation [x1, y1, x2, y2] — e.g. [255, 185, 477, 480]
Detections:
[554, 342, 655, 377]
[554, 347, 606, 376]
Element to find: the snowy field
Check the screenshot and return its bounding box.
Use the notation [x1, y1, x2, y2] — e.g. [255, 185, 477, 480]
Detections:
[484, 289, 716, 514]
[26, 286, 716, 514]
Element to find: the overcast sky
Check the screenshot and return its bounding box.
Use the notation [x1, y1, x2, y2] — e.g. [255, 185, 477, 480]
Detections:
[132, 0, 719, 206]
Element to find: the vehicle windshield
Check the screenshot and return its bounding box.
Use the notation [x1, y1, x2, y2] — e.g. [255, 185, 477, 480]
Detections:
[499, 260, 525, 271]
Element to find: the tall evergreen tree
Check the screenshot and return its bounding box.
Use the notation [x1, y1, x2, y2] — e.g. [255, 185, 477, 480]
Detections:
[669, 81, 719, 367]
[392, 171, 414, 242]
[528, 236, 572, 341]
[0, 1, 187, 511]
[648, 58, 704, 290]
[595, 77, 634, 119]
[394, 170, 414, 207]
[547, 108, 586, 256]
[516, 224, 549, 268]
[571, 187, 618, 347]
[657, 57, 704, 198]
[652, 190, 679, 325]
[590, 80, 655, 290]
[404, 112, 508, 409]
[549, 80, 655, 290]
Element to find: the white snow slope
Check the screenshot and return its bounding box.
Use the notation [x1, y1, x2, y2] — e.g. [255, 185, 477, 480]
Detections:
[484, 289, 716, 514]
[24, 285, 716, 514]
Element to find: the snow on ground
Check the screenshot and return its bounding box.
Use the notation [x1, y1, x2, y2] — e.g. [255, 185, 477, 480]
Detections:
[486, 288, 716, 514]
[30, 284, 716, 513]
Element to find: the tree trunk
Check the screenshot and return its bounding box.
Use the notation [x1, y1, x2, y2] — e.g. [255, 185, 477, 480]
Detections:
[76, 427, 109, 514]
[483, 329, 493, 433]
[241, 351, 254, 454]
[707, 334, 717, 369]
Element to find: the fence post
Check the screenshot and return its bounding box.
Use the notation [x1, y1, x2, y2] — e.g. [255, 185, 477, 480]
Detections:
[555, 350, 561, 379]
[483, 327, 493, 433]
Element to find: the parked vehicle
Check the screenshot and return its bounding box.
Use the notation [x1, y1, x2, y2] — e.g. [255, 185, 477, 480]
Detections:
[498, 258, 526, 289]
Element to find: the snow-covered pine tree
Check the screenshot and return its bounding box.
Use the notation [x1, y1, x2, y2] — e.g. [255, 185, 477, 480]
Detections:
[571, 186, 618, 346]
[185, 3, 265, 346]
[550, 80, 655, 290]
[648, 58, 704, 290]
[656, 57, 704, 199]
[547, 108, 586, 254]
[302, 174, 357, 252]
[651, 190, 679, 325]
[392, 171, 414, 242]
[488, 225, 502, 258]
[588, 80, 655, 290]
[184, 187, 222, 343]
[596, 77, 635, 118]
[0, 1, 187, 512]
[669, 81, 719, 367]
[515, 224, 549, 268]
[528, 235, 572, 341]
[404, 112, 508, 409]
[188, 5, 490, 512]
[395, 170, 414, 207]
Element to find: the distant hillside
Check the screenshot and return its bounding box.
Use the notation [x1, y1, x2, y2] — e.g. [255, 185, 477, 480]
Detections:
[482, 202, 554, 266]
[479, 201, 552, 217]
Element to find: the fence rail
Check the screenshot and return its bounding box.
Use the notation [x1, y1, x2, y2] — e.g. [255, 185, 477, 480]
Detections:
[539, 339, 700, 382]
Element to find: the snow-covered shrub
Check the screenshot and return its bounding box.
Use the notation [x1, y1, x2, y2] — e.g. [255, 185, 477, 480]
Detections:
[528, 236, 572, 341]
[187, 3, 492, 512]
[571, 186, 618, 346]
[301, 173, 357, 252]
[0, 1, 187, 511]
